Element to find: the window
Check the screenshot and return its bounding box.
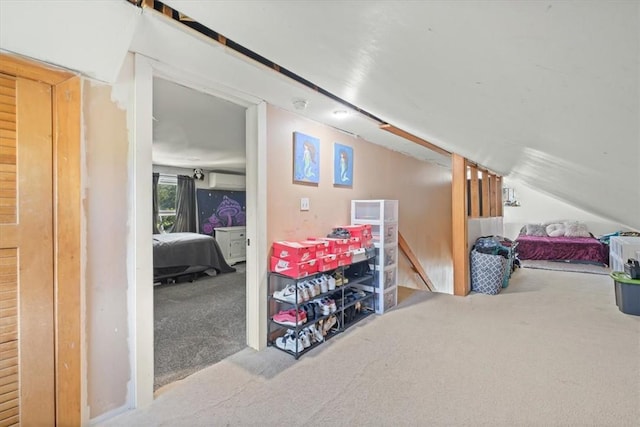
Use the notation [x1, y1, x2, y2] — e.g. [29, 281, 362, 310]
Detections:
[157, 174, 177, 232]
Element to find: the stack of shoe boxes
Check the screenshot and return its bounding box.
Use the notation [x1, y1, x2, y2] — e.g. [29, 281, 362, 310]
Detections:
[270, 237, 358, 278]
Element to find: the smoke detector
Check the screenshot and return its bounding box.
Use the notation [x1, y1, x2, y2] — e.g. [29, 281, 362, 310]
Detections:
[292, 98, 308, 110]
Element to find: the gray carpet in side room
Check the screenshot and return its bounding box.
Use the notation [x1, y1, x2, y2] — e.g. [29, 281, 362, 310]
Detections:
[154, 266, 246, 390]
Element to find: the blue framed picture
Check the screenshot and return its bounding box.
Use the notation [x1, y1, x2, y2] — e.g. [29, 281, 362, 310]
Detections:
[293, 131, 320, 185]
[333, 143, 353, 187]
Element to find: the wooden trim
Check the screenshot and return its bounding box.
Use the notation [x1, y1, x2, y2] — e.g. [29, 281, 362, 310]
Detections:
[0, 54, 73, 86]
[496, 176, 503, 217]
[0, 53, 82, 426]
[480, 170, 490, 217]
[379, 123, 451, 157]
[489, 174, 497, 216]
[397, 232, 434, 292]
[469, 164, 480, 218]
[53, 76, 81, 426]
[452, 153, 469, 296]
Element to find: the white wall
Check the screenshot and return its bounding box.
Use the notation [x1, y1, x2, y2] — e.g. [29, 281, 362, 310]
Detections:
[503, 178, 632, 240]
[152, 165, 210, 190]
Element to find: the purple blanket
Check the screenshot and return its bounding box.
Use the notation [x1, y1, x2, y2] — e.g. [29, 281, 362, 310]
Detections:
[515, 235, 608, 265]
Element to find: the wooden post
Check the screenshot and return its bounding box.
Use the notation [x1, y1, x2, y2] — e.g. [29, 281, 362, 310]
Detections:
[489, 174, 496, 216]
[469, 165, 480, 218]
[496, 176, 503, 216]
[481, 170, 490, 217]
[452, 154, 469, 296]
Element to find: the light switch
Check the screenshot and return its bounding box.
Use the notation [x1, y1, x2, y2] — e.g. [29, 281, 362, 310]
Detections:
[300, 197, 310, 211]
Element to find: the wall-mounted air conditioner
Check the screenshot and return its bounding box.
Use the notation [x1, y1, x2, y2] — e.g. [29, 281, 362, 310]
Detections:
[208, 172, 246, 190]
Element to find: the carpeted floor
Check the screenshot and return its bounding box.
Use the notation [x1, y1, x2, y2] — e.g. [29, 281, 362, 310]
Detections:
[154, 264, 246, 390]
[106, 267, 640, 426]
[520, 259, 610, 275]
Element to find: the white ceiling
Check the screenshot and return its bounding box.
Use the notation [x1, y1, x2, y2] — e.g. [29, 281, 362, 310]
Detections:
[162, 0, 640, 230]
[152, 77, 246, 171]
[1, 1, 638, 229]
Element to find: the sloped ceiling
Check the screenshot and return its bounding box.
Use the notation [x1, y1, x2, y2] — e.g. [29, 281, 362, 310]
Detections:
[1, 1, 637, 229]
[163, 0, 639, 230]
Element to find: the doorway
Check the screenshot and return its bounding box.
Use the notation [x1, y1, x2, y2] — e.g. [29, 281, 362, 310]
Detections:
[150, 77, 248, 390]
[132, 54, 267, 407]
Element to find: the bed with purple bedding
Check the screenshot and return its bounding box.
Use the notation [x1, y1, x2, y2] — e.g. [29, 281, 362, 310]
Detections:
[514, 234, 609, 265]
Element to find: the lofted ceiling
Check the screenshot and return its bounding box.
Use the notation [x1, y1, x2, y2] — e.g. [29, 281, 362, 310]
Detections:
[162, 0, 639, 230]
[1, 1, 638, 229]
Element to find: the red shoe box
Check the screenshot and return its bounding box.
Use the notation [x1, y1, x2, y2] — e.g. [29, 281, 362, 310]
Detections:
[347, 237, 362, 251]
[321, 237, 351, 254]
[317, 254, 338, 272]
[336, 252, 353, 267]
[272, 241, 316, 262]
[339, 225, 372, 241]
[270, 257, 318, 278]
[299, 240, 330, 258]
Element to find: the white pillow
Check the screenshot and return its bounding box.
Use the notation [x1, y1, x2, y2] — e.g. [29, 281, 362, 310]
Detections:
[564, 221, 591, 238]
[546, 223, 565, 237]
[525, 224, 547, 236]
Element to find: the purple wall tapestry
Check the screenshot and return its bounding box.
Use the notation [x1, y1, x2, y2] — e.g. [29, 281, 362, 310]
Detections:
[196, 189, 246, 235]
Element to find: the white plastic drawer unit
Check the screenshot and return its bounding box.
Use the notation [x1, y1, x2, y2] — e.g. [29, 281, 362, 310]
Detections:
[609, 236, 640, 272]
[214, 226, 246, 265]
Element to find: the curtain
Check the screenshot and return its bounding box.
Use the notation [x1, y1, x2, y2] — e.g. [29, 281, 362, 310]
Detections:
[172, 175, 196, 233]
[152, 173, 160, 234]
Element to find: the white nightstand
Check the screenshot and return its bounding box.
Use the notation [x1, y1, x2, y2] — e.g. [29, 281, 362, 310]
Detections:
[214, 226, 246, 265]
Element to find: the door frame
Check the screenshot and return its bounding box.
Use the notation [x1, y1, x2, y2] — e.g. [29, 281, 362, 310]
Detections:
[131, 53, 268, 408]
[0, 53, 82, 426]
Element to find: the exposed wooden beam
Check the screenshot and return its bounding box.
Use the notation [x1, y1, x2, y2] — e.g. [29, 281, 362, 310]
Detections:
[469, 164, 480, 218]
[452, 153, 469, 296]
[496, 176, 503, 217]
[480, 170, 490, 217]
[397, 232, 434, 292]
[379, 123, 451, 157]
[489, 174, 497, 216]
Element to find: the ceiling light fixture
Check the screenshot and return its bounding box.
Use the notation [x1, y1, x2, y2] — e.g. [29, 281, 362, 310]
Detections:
[333, 109, 349, 118]
[292, 98, 308, 110]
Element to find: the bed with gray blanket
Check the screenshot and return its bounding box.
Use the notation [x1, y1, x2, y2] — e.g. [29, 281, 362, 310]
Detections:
[153, 232, 236, 281]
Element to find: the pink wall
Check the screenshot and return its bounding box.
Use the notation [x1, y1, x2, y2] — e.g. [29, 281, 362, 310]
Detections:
[267, 105, 454, 293]
[83, 81, 131, 416]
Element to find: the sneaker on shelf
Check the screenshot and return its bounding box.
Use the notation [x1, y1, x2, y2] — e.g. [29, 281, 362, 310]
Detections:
[327, 275, 336, 291]
[317, 276, 329, 293]
[302, 303, 316, 321]
[273, 309, 307, 326]
[298, 330, 311, 348]
[322, 298, 337, 313]
[322, 315, 338, 335]
[305, 281, 317, 298]
[307, 323, 324, 343]
[355, 301, 362, 313]
[275, 331, 304, 353]
[273, 284, 301, 304]
[350, 287, 366, 298]
[296, 284, 310, 302]
[312, 299, 331, 316]
[310, 279, 321, 296]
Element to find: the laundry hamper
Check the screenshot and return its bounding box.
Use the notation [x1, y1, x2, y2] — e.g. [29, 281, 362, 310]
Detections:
[470, 249, 507, 295]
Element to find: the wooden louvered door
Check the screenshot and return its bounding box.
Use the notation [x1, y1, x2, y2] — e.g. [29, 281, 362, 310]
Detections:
[0, 74, 55, 426]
